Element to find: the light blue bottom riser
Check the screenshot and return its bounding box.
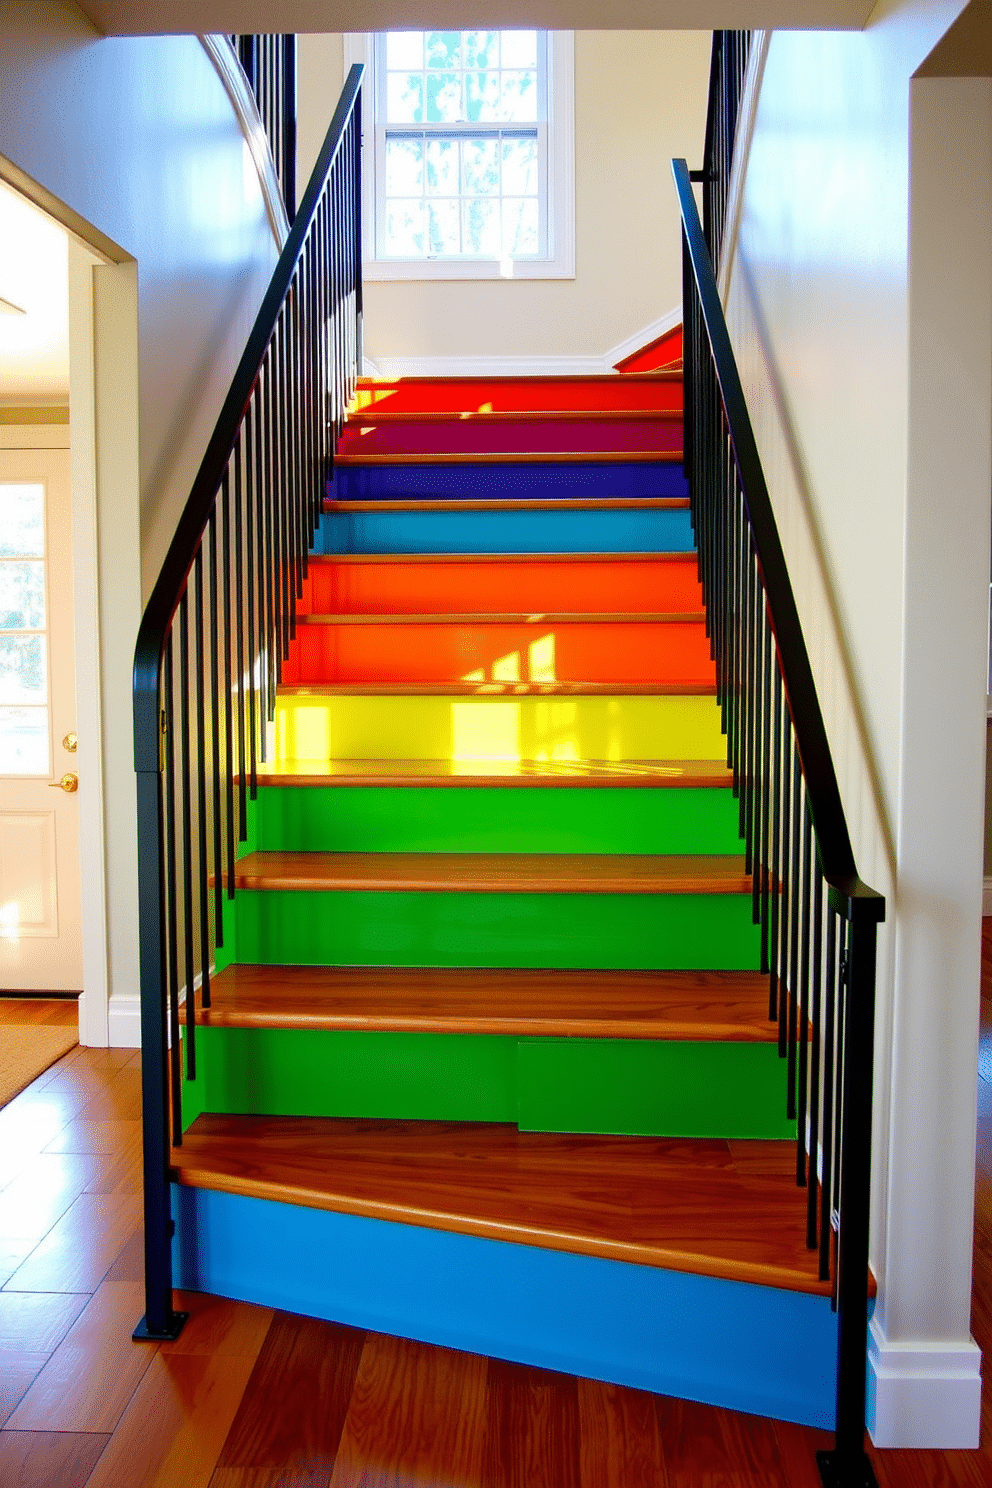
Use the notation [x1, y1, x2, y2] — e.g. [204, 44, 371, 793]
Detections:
[173, 1184, 839, 1429]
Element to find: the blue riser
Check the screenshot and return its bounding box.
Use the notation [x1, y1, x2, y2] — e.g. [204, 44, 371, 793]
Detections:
[314, 506, 695, 556]
[329, 460, 689, 502]
[174, 1184, 839, 1429]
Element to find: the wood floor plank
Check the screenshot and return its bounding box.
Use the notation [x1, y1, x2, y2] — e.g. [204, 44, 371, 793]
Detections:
[199, 965, 779, 1042]
[0, 1241, 36, 1288]
[5, 1279, 156, 1432]
[4, 1189, 143, 1293]
[165, 1291, 274, 1360]
[0, 1152, 97, 1243]
[577, 1376, 668, 1488]
[0, 1430, 109, 1488]
[655, 1394, 787, 1486]
[0, 1290, 88, 1353]
[0, 1354, 47, 1428]
[43, 1116, 143, 1156]
[211, 1313, 365, 1486]
[482, 1357, 581, 1488]
[328, 1332, 487, 1488]
[228, 851, 750, 897]
[83, 1351, 260, 1488]
[172, 1116, 827, 1294]
[0, 997, 79, 1028]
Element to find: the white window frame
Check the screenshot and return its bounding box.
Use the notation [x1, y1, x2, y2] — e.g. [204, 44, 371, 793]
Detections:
[345, 30, 575, 281]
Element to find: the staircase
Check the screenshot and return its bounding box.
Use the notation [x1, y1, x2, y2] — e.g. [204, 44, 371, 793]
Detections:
[168, 368, 842, 1430]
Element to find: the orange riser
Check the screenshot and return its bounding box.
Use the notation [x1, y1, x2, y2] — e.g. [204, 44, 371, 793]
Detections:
[352, 376, 683, 415]
[299, 557, 705, 617]
[282, 620, 716, 688]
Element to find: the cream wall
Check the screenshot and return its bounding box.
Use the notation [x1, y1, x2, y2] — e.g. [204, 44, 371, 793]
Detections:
[1, 3, 281, 1044]
[722, 0, 984, 1448]
[298, 31, 710, 364]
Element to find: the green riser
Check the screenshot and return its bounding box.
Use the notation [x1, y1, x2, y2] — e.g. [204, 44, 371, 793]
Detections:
[182, 1027, 795, 1139]
[216, 890, 762, 971]
[250, 786, 743, 855]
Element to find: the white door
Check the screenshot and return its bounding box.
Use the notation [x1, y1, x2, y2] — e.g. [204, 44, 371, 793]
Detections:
[0, 447, 82, 990]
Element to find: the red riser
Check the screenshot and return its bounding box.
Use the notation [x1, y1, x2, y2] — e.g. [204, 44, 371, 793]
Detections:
[353, 377, 683, 415]
[339, 418, 683, 458]
[298, 557, 704, 617]
[616, 327, 684, 375]
[282, 620, 716, 687]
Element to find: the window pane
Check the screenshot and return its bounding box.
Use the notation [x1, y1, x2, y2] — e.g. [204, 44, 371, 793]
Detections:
[465, 72, 500, 123]
[425, 73, 461, 123]
[503, 197, 540, 255]
[386, 73, 423, 123]
[428, 201, 460, 254]
[501, 31, 538, 68]
[385, 138, 423, 196]
[463, 198, 500, 256]
[464, 31, 498, 69]
[499, 71, 538, 122]
[386, 32, 423, 69]
[501, 136, 539, 195]
[0, 633, 46, 704]
[0, 561, 45, 631]
[0, 485, 44, 558]
[425, 32, 460, 68]
[0, 705, 48, 775]
[425, 139, 458, 196]
[385, 201, 426, 256]
[462, 139, 499, 196]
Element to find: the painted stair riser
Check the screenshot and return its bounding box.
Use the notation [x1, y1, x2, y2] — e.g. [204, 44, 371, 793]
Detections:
[248, 787, 744, 856]
[353, 378, 684, 413]
[173, 1187, 839, 1429]
[270, 693, 727, 764]
[328, 460, 689, 502]
[314, 507, 694, 557]
[282, 621, 715, 688]
[215, 890, 763, 971]
[339, 418, 682, 457]
[181, 1028, 795, 1139]
[299, 557, 705, 617]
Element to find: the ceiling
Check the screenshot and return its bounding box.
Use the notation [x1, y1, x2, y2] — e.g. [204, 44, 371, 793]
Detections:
[76, 1, 876, 35]
[0, 182, 70, 406]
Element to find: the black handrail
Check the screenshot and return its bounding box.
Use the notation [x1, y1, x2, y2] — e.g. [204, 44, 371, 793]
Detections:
[132, 63, 363, 1344]
[673, 152, 883, 1488]
[233, 34, 298, 220]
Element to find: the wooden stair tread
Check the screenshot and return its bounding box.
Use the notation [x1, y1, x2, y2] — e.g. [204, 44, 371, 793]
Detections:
[296, 611, 706, 625]
[345, 408, 683, 424]
[355, 372, 683, 386]
[332, 451, 683, 467]
[276, 681, 717, 697]
[197, 964, 777, 1041]
[305, 552, 698, 566]
[171, 1115, 832, 1295]
[225, 851, 750, 895]
[323, 496, 689, 513]
[251, 759, 734, 788]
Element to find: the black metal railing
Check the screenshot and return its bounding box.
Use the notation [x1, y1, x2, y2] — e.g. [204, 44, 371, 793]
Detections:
[131, 63, 363, 1344]
[673, 152, 884, 1488]
[695, 29, 751, 276]
[233, 34, 298, 221]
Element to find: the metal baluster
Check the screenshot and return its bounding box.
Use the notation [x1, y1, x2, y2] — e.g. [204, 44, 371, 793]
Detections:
[233, 434, 248, 837]
[244, 406, 259, 795]
[221, 472, 235, 897]
[178, 592, 196, 1080]
[193, 550, 211, 1011]
[786, 740, 802, 1120]
[208, 512, 223, 946]
[162, 635, 182, 1144]
[807, 856, 825, 1249]
[796, 796, 813, 1186]
[820, 906, 838, 1283]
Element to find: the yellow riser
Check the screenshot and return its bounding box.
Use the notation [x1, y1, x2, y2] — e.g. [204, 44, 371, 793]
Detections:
[269, 692, 727, 764]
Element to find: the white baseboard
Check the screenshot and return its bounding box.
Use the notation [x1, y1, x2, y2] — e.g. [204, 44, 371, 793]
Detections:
[363, 306, 680, 381]
[108, 994, 141, 1049]
[983, 876, 992, 915]
[867, 1317, 982, 1448]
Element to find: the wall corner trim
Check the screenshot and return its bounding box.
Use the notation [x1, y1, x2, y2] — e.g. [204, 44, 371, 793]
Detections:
[199, 34, 289, 250]
[866, 1318, 982, 1448]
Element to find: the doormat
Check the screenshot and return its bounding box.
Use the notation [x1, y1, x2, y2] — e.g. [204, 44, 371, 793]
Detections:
[0, 1024, 78, 1108]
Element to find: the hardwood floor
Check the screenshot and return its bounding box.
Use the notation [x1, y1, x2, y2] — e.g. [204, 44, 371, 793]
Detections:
[1, 967, 991, 1486]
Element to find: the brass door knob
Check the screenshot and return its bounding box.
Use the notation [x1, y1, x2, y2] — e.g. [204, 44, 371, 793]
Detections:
[63, 731, 78, 753]
[49, 773, 79, 793]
